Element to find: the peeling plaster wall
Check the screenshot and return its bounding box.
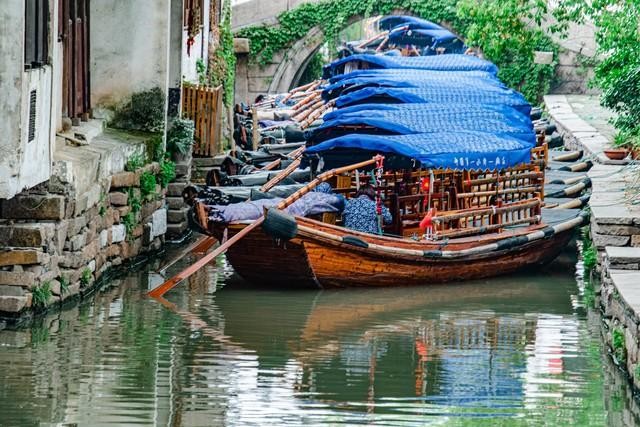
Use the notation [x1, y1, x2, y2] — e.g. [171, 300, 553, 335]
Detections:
[0, 0, 54, 200]
[90, 0, 172, 109]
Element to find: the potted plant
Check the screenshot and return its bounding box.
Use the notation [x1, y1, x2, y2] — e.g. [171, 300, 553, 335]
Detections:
[605, 132, 631, 160]
[167, 117, 195, 163]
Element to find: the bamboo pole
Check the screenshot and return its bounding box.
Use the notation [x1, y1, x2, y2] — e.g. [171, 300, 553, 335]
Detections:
[148, 156, 381, 298]
[358, 31, 389, 48]
[259, 157, 303, 193]
[260, 158, 282, 171]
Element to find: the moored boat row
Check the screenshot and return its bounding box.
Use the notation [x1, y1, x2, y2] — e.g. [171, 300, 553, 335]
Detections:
[181, 15, 590, 289]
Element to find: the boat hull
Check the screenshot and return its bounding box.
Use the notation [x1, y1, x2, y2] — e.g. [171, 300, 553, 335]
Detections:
[220, 220, 574, 289]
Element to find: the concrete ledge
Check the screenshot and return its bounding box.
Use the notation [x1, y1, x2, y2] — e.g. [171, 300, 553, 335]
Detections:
[545, 94, 625, 165]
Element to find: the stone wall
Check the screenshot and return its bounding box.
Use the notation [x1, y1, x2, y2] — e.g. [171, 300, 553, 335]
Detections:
[0, 135, 169, 319]
[165, 153, 192, 239]
[599, 248, 640, 390]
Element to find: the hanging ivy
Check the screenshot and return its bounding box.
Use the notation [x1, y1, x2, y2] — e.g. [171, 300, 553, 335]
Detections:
[209, 0, 236, 106]
[236, 0, 559, 104]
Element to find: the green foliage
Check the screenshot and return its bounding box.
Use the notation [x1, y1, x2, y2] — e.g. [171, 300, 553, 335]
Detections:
[237, 0, 559, 103]
[298, 52, 325, 86]
[125, 153, 145, 172]
[209, 0, 236, 106]
[139, 172, 157, 200]
[553, 0, 640, 136]
[196, 58, 207, 85]
[58, 276, 70, 295]
[127, 187, 141, 214]
[583, 245, 597, 271]
[614, 130, 640, 150]
[122, 212, 137, 237]
[32, 282, 52, 308]
[158, 158, 176, 188]
[166, 118, 195, 156]
[80, 268, 92, 287]
[145, 134, 165, 163]
[30, 322, 50, 347]
[111, 87, 166, 133]
[457, 0, 557, 103]
[581, 226, 597, 271]
[612, 327, 626, 362]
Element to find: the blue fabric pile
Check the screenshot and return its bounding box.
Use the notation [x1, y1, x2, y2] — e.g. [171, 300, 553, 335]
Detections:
[305, 15, 536, 171]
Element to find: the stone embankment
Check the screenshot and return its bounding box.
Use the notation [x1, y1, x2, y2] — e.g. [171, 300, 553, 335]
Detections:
[546, 94, 640, 388]
[0, 125, 191, 320]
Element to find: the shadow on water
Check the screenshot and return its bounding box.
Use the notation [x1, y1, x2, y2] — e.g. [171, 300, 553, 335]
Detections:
[1, 242, 639, 426]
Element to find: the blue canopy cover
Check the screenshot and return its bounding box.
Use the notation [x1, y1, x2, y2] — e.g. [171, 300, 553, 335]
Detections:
[306, 20, 534, 171]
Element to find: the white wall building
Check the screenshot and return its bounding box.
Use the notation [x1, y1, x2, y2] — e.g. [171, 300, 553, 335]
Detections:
[0, 0, 215, 201]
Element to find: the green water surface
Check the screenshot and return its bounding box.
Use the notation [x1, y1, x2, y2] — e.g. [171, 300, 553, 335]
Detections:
[0, 248, 638, 426]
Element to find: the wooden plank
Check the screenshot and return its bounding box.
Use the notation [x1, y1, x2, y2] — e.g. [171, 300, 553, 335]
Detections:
[207, 87, 214, 156]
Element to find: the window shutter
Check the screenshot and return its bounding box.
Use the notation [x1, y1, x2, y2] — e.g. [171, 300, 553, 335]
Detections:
[25, 0, 36, 68]
[28, 90, 37, 142]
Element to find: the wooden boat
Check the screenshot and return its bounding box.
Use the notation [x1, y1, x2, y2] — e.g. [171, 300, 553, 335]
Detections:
[164, 32, 588, 295]
[199, 206, 584, 289]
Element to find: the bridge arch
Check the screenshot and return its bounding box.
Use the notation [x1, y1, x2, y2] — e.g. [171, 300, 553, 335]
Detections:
[234, 9, 447, 103]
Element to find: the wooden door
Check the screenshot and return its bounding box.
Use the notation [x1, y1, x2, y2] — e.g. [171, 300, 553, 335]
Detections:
[60, 0, 90, 123]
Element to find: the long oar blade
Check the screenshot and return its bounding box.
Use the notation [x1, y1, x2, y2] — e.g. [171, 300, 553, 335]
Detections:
[147, 218, 264, 298]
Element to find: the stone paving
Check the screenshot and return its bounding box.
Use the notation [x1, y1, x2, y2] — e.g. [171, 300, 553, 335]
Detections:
[547, 94, 640, 384]
[545, 94, 624, 164]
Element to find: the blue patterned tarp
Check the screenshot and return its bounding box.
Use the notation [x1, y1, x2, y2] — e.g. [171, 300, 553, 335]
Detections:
[308, 108, 535, 144]
[304, 132, 533, 170]
[323, 54, 499, 78]
[333, 86, 531, 116]
[323, 103, 532, 124]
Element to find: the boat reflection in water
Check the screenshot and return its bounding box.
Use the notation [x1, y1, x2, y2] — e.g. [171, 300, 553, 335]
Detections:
[0, 252, 631, 426]
[164, 260, 603, 426]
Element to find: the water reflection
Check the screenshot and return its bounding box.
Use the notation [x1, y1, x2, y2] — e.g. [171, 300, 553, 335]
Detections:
[0, 249, 638, 426]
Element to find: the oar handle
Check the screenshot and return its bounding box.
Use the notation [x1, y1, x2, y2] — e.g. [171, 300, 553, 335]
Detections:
[148, 155, 381, 299]
[276, 155, 381, 209]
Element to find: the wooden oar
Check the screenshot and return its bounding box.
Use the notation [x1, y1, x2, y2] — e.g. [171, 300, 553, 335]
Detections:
[148, 156, 381, 298]
[259, 149, 306, 193]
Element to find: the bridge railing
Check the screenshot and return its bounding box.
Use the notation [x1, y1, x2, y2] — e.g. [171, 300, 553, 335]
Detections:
[182, 84, 224, 157]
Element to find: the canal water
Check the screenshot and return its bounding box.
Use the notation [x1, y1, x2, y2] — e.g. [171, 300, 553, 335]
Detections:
[1, 244, 639, 426]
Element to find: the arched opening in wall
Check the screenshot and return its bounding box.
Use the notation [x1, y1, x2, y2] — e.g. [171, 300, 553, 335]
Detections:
[291, 17, 379, 90]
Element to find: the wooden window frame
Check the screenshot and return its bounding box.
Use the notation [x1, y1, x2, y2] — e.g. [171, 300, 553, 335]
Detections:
[25, 0, 50, 70]
[183, 0, 205, 28]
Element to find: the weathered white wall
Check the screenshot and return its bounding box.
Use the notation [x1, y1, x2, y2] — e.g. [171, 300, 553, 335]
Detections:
[0, 0, 55, 200]
[182, 0, 211, 83]
[90, 0, 172, 108]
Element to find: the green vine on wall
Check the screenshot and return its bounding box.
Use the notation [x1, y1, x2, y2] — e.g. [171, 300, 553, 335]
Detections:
[209, 0, 236, 106]
[236, 0, 559, 103]
[551, 0, 640, 142]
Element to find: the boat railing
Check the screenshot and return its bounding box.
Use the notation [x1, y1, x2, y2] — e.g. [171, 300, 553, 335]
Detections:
[431, 198, 542, 239]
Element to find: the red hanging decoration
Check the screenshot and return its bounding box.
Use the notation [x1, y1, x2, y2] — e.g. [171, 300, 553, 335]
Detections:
[187, 37, 195, 56]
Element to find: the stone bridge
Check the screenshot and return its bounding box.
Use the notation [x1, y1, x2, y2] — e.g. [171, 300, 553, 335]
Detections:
[232, 0, 598, 105]
[233, 0, 325, 104]
[232, 0, 321, 32]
